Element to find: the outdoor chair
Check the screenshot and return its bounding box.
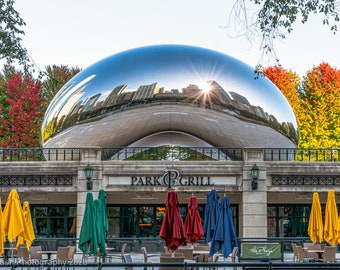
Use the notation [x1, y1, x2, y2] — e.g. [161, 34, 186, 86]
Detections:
[106, 242, 127, 262]
[17, 246, 36, 270]
[231, 246, 238, 262]
[176, 247, 194, 261]
[30, 246, 43, 261]
[318, 246, 336, 262]
[193, 244, 210, 251]
[303, 242, 320, 260]
[123, 254, 133, 270]
[295, 245, 313, 262]
[67, 246, 76, 261]
[52, 247, 70, 270]
[291, 243, 298, 262]
[160, 253, 184, 257]
[196, 253, 208, 262]
[207, 254, 219, 270]
[160, 255, 185, 270]
[141, 246, 160, 263]
[17, 246, 30, 262]
[55, 247, 70, 262]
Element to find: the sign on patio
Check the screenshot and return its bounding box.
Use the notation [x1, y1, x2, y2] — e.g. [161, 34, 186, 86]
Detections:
[241, 243, 282, 260]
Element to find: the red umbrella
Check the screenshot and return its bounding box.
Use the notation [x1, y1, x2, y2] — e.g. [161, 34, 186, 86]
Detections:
[159, 190, 188, 251]
[184, 195, 204, 244]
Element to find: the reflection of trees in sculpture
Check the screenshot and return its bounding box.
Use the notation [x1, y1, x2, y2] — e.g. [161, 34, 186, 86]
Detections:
[43, 79, 298, 145]
[124, 145, 215, 161]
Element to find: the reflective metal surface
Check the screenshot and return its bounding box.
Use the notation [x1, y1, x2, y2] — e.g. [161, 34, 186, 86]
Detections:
[42, 44, 298, 149]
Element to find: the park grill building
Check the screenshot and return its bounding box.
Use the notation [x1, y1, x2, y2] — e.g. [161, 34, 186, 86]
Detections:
[0, 45, 339, 243]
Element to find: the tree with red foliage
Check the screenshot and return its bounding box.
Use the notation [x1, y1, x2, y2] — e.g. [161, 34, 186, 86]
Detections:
[0, 73, 43, 148]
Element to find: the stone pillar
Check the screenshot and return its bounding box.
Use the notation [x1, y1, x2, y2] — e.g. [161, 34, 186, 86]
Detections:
[76, 147, 103, 239]
[241, 148, 267, 238]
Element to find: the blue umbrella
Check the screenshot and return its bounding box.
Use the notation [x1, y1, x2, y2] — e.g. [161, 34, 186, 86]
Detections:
[203, 189, 220, 244]
[209, 195, 238, 258]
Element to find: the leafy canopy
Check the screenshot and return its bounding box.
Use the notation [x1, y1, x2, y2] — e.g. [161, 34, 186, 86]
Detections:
[0, 0, 30, 69]
[231, 0, 339, 60]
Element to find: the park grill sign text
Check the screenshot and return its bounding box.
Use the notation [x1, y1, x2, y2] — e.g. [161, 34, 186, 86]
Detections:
[131, 169, 212, 187]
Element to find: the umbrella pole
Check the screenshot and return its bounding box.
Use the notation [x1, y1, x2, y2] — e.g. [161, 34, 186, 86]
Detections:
[11, 241, 14, 260]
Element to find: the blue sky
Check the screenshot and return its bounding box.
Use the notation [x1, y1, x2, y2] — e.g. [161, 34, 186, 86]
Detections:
[15, 0, 340, 77]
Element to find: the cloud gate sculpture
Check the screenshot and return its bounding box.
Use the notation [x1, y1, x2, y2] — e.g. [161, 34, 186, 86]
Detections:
[42, 44, 298, 155]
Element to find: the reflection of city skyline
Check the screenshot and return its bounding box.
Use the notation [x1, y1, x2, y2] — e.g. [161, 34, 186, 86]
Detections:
[42, 80, 298, 145]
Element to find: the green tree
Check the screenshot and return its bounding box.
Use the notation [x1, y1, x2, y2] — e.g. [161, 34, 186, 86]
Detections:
[40, 65, 81, 112]
[0, 0, 30, 69]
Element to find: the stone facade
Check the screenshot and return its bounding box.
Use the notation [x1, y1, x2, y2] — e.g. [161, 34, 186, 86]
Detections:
[0, 148, 339, 239]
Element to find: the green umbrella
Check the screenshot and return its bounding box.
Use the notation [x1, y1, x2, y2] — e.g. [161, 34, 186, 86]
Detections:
[94, 199, 105, 256]
[97, 189, 108, 256]
[78, 193, 98, 255]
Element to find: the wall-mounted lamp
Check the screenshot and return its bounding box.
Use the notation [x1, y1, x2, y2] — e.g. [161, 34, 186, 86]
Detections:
[84, 162, 94, 190]
[251, 163, 260, 190]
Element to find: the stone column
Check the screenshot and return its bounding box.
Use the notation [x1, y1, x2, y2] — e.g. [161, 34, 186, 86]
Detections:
[241, 148, 267, 238]
[76, 147, 103, 239]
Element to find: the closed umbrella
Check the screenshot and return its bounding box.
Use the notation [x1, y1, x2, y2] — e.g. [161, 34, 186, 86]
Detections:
[0, 199, 4, 256]
[184, 194, 204, 244]
[324, 189, 338, 246]
[209, 195, 238, 258]
[308, 192, 323, 243]
[336, 216, 340, 244]
[2, 190, 30, 247]
[97, 189, 108, 256]
[94, 199, 105, 257]
[98, 189, 109, 255]
[17, 201, 35, 249]
[203, 189, 220, 244]
[78, 192, 98, 255]
[159, 190, 188, 252]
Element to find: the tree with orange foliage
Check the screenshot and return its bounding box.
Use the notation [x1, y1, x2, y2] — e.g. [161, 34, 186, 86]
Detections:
[263, 65, 302, 145]
[263, 65, 301, 116]
[264, 63, 340, 149]
[299, 63, 340, 148]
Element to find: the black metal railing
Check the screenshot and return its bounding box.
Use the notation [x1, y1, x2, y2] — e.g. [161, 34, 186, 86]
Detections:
[264, 148, 339, 162]
[30, 237, 315, 254]
[101, 146, 243, 161]
[0, 147, 339, 162]
[0, 148, 81, 161]
[6, 261, 340, 269]
[0, 175, 74, 186]
[272, 175, 340, 186]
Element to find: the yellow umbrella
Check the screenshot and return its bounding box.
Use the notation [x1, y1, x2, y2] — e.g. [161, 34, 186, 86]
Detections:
[0, 198, 5, 256]
[324, 189, 338, 245]
[336, 217, 340, 244]
[308, 192, 323, 243]
[2, 190, 30, 249]
[17, 201, 35, 249]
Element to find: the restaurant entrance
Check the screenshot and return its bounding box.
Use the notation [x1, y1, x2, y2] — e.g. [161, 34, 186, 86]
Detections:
[108, 204, 238, 238]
